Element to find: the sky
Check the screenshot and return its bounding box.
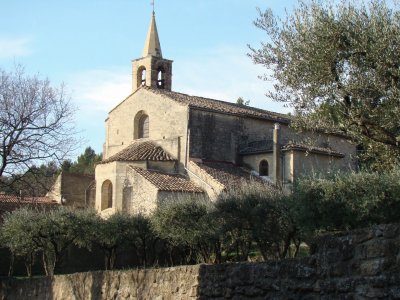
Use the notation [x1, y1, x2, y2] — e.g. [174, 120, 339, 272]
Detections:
[0, 0, 297, 158]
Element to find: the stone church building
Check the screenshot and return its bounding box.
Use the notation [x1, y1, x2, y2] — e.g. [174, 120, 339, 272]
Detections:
[90, 13, 356, 217]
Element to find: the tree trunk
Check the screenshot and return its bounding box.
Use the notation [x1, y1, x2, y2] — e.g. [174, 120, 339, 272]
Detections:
[294, 239, 301, 257]
[168, 247, 174, 267]
[42, 251, 55, 276]
[142, 237, 147, 268]
[280, 234, 292, 259]
[104, 250, 110, 270]
[24, 252, 34, 277]
[109, 248, 117, 270]
[213, 241, 222, 264]
[42, 252, 49, 276]
[8, 254, 14, 277]
[24, 262, 32, 277]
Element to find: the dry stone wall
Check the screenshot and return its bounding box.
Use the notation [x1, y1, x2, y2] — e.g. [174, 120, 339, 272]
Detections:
[1, 224, 399, 300]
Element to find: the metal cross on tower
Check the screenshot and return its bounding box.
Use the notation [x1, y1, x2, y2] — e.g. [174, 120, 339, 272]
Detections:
[151, 0, 155, 15]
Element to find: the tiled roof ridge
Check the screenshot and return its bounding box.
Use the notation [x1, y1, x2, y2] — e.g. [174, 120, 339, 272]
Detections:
[129, 166, 204, 193]
[187, 161, 226, 190]
[282, 142, 345, 157]
[191, 161, 264, 189]
[142, 86, 291, 123]
[0, 194, 58, 204]
[99, 140, 176, 164]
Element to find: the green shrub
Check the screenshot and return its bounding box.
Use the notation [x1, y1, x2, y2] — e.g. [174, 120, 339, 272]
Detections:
[291, 168, 400, 238]
[151, 196, 219, 263]
[216, 183, 296, 260]
[1, 208, 42, 276]
[0, 206, 98, 276]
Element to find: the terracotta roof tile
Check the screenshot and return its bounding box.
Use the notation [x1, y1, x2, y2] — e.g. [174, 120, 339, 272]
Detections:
[0, 195, 59, 220]
[143, 86, 291, 123]
[192, 161, 264, 189]
[100, 141, 176, 164]
[281, 143, 345, 157]
[130, 167, 204, 193]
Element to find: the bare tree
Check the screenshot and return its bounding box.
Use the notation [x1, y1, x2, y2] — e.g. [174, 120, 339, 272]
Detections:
[0, 66, 77, 187]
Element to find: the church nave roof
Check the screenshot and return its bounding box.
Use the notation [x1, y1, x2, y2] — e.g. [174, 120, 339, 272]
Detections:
[192, 161, 265, 190]
[100, 141, 176, 164]
[129, 166, 204, 193]
[142, 86, 291, 123]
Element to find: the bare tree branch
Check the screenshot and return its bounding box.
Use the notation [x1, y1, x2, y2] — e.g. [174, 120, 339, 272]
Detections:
[0, 65, 79, 186]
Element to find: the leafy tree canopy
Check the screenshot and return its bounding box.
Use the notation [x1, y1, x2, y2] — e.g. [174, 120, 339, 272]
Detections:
[62, 147, 102, 175]
[236, 97, 250, 106]
[249, 0, 400, 169]
[152, 197, 214, 248]
[289, 168, 400, 240]
[0, 146, 101, 196]
[0, 161, 59, 196]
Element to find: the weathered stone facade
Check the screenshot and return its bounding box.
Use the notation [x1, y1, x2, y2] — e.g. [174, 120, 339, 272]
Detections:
[46, 172, 94, 208]
[1, 223, 399, 299]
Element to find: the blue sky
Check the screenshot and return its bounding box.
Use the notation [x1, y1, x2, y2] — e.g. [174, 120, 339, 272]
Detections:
[0, 0, 297, 158]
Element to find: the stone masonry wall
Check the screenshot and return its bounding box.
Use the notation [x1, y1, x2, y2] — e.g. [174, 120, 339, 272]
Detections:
[104, 88, 188, 162]
[60, 173, 94, 208]
[188, 108, 357, 172]
[1, 224, 399, 300]
[189, 110, 241, 163]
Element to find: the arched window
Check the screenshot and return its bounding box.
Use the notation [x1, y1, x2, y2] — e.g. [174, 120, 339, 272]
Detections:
[138, 114, 149, 138]
[101, 180, 113, 210]
[137, 67, 146, 88]
[157, 68, 165, 89]
[259, 160, 269, 176]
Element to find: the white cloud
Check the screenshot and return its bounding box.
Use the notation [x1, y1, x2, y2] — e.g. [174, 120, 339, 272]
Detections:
[0, 37, 32, 58]
[173, 45, 291, 114]
[67, 68, 132, 113]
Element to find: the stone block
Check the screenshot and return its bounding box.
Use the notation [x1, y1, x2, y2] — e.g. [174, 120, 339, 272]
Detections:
[359, 257, 396, 276]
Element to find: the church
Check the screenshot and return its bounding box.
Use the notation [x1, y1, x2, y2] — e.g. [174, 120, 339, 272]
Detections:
[90, 13, 356, 217]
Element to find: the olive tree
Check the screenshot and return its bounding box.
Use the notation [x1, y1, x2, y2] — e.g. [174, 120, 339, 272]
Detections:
[290, 168, 400, 237]
[92, 212, 138, 270]
[249, 0, 400, 169]
[0, 206, 97, 276]
[0, 208, 42, 277]
[129, 214, 159, 268]
[216, 183, 296, 261]
[151, 197, 220, 264]
[34, 207, 97, 275]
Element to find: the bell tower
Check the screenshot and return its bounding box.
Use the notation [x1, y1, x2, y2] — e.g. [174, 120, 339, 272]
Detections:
[132, 12, 173, 92]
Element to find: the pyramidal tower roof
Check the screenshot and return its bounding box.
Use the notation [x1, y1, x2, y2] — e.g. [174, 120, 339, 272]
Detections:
[142, 13, 162, 58]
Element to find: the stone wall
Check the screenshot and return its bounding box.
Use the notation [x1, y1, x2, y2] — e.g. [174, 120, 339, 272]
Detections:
[188, 108, 357, 171]
[104, 88, 188, 162]
[126, 165, 159, 215]
[1, 224, 399, 300]
[60, 173, 94, 208]
[189, 109, 241, 163]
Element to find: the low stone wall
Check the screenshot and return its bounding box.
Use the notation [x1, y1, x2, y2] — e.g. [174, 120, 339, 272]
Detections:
[1, 224, 399, 299]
